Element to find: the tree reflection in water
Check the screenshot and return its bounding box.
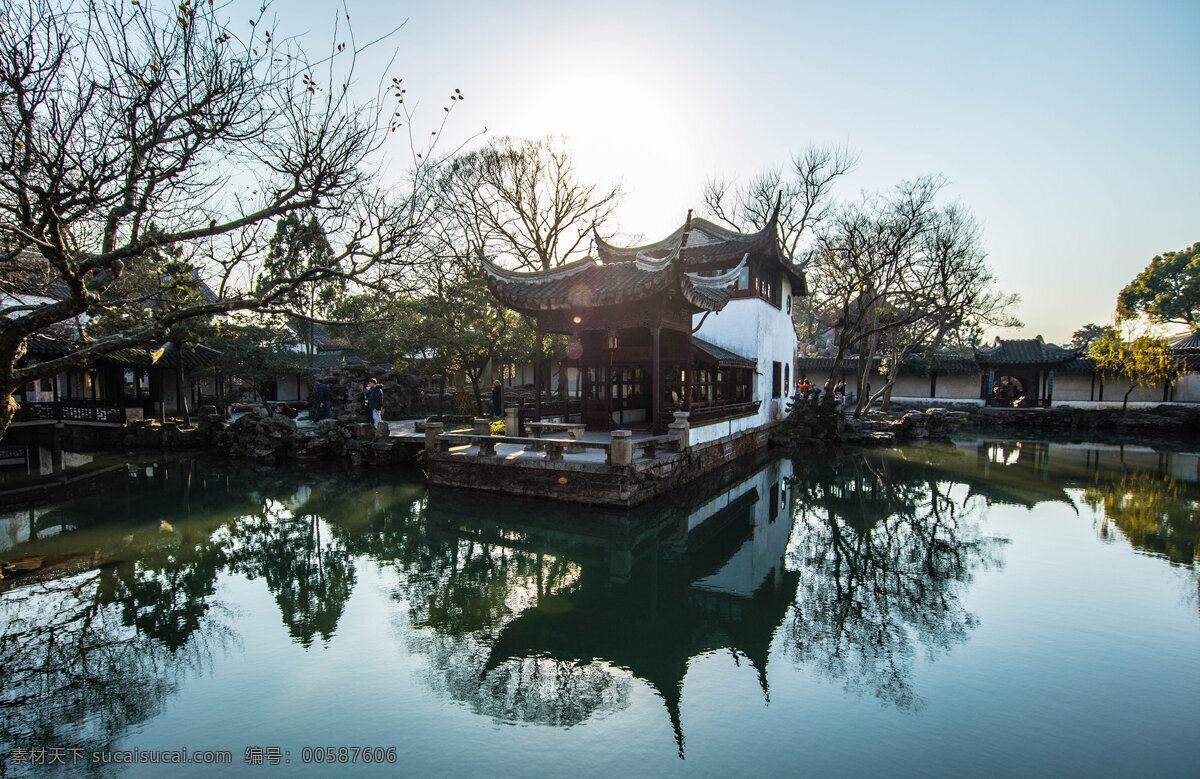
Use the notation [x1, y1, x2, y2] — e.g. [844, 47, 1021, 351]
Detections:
[1086, 471, 1200, 567]
[2, 443, 1120, 766]
[0, 523, 235, 768]
[784, 453, 1005, 709]
[343, 488, 633, 729]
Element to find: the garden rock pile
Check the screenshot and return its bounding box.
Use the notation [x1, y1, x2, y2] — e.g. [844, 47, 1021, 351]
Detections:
[307, 359, 426, 421]
[840, 408, 969, 445]
[123, 405, 226, 448]
[211, 414, 417, 465]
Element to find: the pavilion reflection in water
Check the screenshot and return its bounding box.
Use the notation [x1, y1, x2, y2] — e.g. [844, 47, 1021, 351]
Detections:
[4, 440, 1199, 768]
[424, 455, 797, 756]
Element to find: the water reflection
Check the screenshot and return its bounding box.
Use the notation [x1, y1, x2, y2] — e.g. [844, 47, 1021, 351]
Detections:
[786, 454, 1004, 710]
[2, 439, 1200, 770]
[1085, 472, 1200, 567]
[411, 459, 797, 755]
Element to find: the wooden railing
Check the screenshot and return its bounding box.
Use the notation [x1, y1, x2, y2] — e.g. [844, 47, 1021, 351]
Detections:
[516, 398, 582, 424]
[14, 400, 126, 424]
[664, 400, 760, 426]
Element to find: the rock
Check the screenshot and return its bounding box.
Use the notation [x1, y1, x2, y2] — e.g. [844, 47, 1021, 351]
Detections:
[306, 362, 428, 421]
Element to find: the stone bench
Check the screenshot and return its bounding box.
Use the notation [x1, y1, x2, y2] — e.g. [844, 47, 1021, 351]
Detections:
[436, 433, 599, 462]
[525, 422, 587, 452]
[632, 434, 681, 459]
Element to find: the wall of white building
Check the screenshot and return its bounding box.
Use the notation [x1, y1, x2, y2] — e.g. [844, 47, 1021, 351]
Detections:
[694, 275, 799, 428]
[691, 412, 766, 447]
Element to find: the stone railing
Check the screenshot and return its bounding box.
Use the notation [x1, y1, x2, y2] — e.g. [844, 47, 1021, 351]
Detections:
[425, 418, 687, 466]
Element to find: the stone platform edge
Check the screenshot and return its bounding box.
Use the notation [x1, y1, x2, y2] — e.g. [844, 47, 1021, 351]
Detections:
[425, 423, 774, 508]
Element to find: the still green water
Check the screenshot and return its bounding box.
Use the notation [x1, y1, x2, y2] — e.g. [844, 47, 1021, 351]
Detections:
[1, 439, 1199, 776]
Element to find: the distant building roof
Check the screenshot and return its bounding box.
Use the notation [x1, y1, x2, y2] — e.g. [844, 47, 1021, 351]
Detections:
[795, 353, 978, 375]
[1169, 329, 1200, 351]
[22, 331, 222, 370]
[2, 247, 220, 308]
[975, 336, 1083, 367]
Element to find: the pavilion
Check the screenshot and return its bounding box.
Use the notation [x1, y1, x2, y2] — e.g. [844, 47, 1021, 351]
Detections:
[483, 208, 803, 435]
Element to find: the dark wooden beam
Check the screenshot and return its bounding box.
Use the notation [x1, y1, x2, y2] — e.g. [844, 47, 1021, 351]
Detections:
[652, 326, 662, 435]
[534, 326, 543, 423]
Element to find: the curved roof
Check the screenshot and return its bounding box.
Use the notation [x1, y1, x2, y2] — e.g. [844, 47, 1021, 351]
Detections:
[482, 252, 742, 316]
[975, 336, 1083, 367]
[1169, 329, 1200, 350]
[484, 255, 678, 312]
[693, 337, 756, 368]
[483, 208, 806, 316]
[594, 214, 806, 290]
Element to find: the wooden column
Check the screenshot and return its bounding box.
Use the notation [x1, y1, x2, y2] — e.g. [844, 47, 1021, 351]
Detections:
[534, 326, 543, 423]
[652, 326, 662, 435]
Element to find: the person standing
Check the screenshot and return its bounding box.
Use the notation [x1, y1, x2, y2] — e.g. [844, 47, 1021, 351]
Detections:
[316, 382, 332, 421]
[492, 380, 504, 418]
[366, 378, 383, 426]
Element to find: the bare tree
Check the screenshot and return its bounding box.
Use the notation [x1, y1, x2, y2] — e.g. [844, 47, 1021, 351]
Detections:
[808, 177, 1020, 415]
[0, 0, 446, 436]
[703, 143, 858, 260]
[703, 143, 857, 352]
[441, 136, 622, 271]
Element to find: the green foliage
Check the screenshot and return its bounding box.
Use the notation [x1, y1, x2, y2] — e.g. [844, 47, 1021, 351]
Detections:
[1117, 242, 1200, 327]
[261, 213, 343, 355]
[208, 319, 305, 409]
[1088, 330, 1181, 410]
[326, 292, 406, 363]
[1070, 322, 1117, 350]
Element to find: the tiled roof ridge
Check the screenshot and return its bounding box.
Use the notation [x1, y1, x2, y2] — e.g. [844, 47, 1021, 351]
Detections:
[480, 254, 600, 282]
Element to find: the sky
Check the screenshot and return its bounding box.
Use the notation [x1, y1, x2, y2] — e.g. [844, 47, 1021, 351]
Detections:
[277, 0, 1199, 345]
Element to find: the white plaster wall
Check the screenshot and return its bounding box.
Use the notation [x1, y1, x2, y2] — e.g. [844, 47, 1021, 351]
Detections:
[694, 275, 798, 427]
[1095, 377, 1170, 404]
[276, 374, 303, 402]
[1175, 373, 1200, 402]
[690, 413, 764, 446]
[1049, 373, 1095, 401]
[936, 373, 982, 399]
[161, 370, 178, 411]
[24, 380, 56, 402]
[892, 375, 930, 398]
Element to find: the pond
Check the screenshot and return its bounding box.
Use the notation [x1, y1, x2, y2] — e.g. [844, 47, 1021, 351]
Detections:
[1, 438, 1198, 776]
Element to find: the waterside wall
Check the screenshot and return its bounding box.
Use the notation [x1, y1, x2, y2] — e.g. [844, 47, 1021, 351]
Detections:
[426, 422, 773, 509]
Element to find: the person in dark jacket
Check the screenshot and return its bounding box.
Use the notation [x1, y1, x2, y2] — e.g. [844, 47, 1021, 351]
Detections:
[316, 382, 332, 421]
[492, 380, 504, 418]
[366, 378, 383, 426]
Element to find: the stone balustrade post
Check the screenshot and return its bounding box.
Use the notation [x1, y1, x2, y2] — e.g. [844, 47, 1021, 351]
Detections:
[610, 429, 633, 466]
[505, 406, 519, 437]
[424, 421, 444, 452]
[474, 417, 492, 435]
[668, 411, 690, 452]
